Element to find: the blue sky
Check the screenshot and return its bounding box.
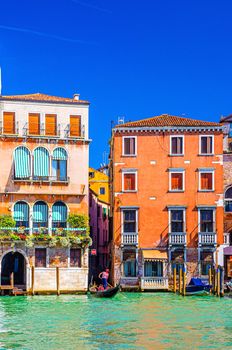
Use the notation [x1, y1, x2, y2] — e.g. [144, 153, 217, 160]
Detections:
[0, 0, 232, 167]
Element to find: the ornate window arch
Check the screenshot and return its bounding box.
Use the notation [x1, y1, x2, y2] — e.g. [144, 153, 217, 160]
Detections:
[13, 201, 30, 228]
[225, 186, 232, 212]
[33, 147, 50, 179]
[52, 148, 68, 181]
[52, 201, 68, 229]
[13, 146, 31, 179]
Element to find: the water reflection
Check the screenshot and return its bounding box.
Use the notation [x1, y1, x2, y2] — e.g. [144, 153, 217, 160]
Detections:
[0, 294, 231, 349]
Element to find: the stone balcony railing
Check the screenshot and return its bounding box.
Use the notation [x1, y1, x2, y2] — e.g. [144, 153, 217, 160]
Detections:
[141, 277, 169, 290]
[198, 232, 217, 246]
[122, 233, 138, 245]
[169, 232, 186, 246]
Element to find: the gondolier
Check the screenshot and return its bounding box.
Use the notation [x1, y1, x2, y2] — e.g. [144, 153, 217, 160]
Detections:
[99, 268, 109, 290]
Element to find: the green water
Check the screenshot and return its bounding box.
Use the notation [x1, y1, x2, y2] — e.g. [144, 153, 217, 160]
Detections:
[0, 294, 231, 350]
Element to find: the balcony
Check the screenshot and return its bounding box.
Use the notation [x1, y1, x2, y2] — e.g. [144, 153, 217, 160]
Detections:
[169, 232, 186, 246]
[20, 123, 86, 139]
[12, 175, 70, 184]
[198, 232, 217, 246]
[122, 233, 138, 245]
[141, 277, 169, 290]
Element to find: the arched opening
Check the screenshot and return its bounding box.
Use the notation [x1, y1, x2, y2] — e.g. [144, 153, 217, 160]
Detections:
[33, 147, 50, 180]
[1, 251, 26, 287]
[13, 146, 31, 180]
[14, 201, 30, 228]
[52, 201, 68, 228]
[33, 201, 48, 229]
[225, 187, 232, 212]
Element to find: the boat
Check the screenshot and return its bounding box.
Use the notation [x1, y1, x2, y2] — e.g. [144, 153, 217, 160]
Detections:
[185, 278, 212, 296]
[89, 284, 120, 298]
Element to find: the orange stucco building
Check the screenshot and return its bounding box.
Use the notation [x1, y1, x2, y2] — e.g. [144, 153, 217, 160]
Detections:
[110, 114, 224, 290]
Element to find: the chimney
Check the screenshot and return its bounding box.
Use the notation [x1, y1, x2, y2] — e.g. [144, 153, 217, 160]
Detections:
[73, 93, 80, 101]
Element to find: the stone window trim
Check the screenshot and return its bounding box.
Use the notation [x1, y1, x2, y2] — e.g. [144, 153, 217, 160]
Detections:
[121, 169, 138, 192]
[198, 168, 215, 192]
[168, 207, 186, 233]
[199, 135, 214, 156]
[169, 135, 184, 156]
[122, 136, 137, 157]
[168, 168, 185, 192]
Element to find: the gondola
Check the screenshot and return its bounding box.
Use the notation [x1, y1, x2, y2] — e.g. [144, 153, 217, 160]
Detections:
[89, 284, 120, 298]
[185, 278, 212, 296]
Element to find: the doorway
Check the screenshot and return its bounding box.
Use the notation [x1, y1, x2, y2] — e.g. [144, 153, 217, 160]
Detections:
[1, 252, 26, 286]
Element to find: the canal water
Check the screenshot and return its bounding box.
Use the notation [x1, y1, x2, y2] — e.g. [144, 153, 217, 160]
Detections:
[0, 293, 231, 349]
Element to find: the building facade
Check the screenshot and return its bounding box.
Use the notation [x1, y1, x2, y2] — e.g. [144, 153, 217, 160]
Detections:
[220, 115, 232, 280]
[89, 168, 110, 280]
[110, 114, 224, 290]
[0, 93, 90, 294]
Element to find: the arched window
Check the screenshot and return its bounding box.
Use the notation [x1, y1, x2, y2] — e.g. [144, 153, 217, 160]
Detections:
[52, 148, 67, 181]
[33, 201, 48, 228]
[14, 146, 31, 179]
[33, 147, 49, 180]
[225, 187, 232, 212]
[52, 201, 67, 228]
[14, 201, 29, 228]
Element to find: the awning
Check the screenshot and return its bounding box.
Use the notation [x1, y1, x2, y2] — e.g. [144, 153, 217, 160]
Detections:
[142, 250, 168, 261]
[224, 246, 232, 256]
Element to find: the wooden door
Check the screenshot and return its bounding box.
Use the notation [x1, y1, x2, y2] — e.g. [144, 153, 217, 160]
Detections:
[45, 114, 57, 136]
[70, 115, 81, 137]
[3, 112, 15, 134]
[29, 113, 40, 135]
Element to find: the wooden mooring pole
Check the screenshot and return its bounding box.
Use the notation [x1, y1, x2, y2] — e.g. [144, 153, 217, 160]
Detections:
[208, 266, 212, 293]
[182, 266, 186, 296]
[31, 266, 35, 296]
[173, 264, 177, 293]
[179, 267, 182, 294]
[56, 267, 60, 296]
[217, 267, 220, 297]
[213, 267, 217, 294]
[220, 266, 224, 297]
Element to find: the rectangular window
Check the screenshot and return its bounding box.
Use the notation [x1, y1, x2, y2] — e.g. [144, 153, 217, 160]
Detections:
[200, 136, 213, 155]
[100, 187, 105, 195]
[123, 137, 136, 156]
[123, 210, 136, 233]
[199, 171, 214, 191]
[70, 115, 81, 137]
[170, 136, 183, 155]
[52, 160, 67, 181]
[123, 250, 136, 277]
[35, 248, 46, 268]
[70, 248, 81, 267]
[144, 261, 163, 277]
[45, 114, 57, 136]
[200, 210, 214, 232]
[29, 113, 40, 135]
[170, 172, 183, 191]
[3, 112, 15, 134]
[123, 173, 136, 191]
[170, 210, 184, 232]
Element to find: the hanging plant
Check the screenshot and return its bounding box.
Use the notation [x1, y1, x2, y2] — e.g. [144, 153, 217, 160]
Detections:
[25, 237, 34, 248]
[49, 236, 58, 247]
[59, 236, 71, 247]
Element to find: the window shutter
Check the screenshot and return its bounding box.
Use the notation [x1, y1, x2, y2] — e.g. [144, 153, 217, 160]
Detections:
[70, 115, 81, 137]
[124, 173, 135, 190]
[14, 146, 31, 178]
[45, 114, 57, 136]
[34, 147, 49, 177]
[29, 113, 40, 135]
[171, 173, 182, 190]
[201, 173, 212, 190]
[3, 112, 15, 134]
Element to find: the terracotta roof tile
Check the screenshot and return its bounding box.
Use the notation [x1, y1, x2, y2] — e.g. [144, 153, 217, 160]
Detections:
[0, 93, 89, 104]
[116, 114, 221, 128]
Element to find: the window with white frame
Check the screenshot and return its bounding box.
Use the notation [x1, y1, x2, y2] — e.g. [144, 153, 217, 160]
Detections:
[169, 169, 185, 191]
[169, 209, 185, 232]
[123, 136, 137, 156]
[200, 135, 214, 155]
[170, 136, 184, 155]
[199, 169, 214, 191]
[199, 209, 215, 232]
[122, 170, 137, 192]
[122, 209, 137, 233]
